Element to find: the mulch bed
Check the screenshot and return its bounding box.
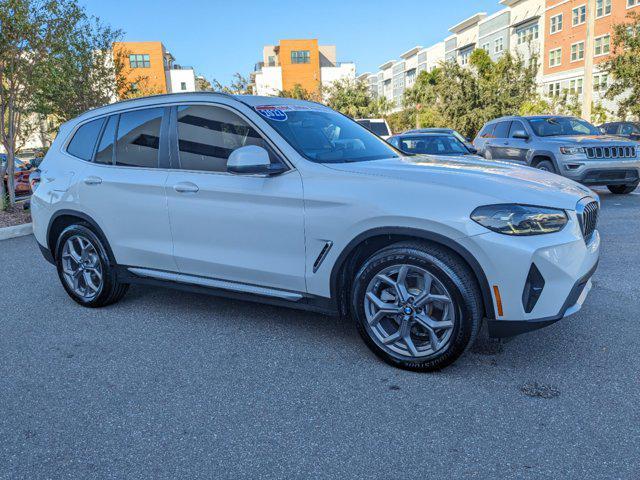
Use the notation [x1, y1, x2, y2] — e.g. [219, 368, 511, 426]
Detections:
[0, 205, 32, 228]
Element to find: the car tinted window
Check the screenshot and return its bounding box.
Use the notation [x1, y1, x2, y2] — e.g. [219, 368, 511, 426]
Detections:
[95, 115, 118, 165]
[621, 123, 640, 135]
[478, 124, 496, 138]
[367, 121, 390, 137]
[67, 118, 104, 161]
[528, 117, 600, 137]
[493, 121, 511, 138]
[115, 108, 163, 168]
[177, 105, 279, 172]
[603, 123, 619, 134]
[509, 121, 526, 138]
[399, 136, 468, 155]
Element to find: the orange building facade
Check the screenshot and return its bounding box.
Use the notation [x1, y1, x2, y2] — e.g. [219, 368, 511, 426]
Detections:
[278, 39, 322, 93]
[543, 0, 639, 102]
[113, 41, 173, 97]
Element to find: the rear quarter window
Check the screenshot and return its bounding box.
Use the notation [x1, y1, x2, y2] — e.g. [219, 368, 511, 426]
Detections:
[66, 118, 105, 161]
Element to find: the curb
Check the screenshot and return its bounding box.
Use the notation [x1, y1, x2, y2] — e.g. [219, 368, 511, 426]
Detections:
[0, 223, 33, 241]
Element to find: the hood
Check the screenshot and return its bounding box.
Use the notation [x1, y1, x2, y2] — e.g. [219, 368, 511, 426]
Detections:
[324, 155, 595, 210]
[541, 135, 639, 146]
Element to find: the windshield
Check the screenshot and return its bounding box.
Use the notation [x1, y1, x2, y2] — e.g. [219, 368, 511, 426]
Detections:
[398, 135, 469, 155]
[257, 106, 399, 163]
[528, 117, 601, 137]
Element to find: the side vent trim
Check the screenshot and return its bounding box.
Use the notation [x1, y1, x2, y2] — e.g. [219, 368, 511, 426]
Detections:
[313, 241, 333, 273]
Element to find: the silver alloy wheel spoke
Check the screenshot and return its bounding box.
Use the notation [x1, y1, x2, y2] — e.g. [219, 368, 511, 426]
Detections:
[364, 263, 456, 359]
[61, 234, 103, 301]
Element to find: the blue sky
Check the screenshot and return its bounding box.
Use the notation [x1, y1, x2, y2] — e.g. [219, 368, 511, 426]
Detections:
[81, 0, 502, 85]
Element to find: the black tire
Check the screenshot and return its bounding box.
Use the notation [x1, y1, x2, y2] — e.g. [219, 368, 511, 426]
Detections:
[351, 241, 483, 372]
[607, 183, 638, 194]
[535, 160, 556, 173]
[55, 223, 128, 307]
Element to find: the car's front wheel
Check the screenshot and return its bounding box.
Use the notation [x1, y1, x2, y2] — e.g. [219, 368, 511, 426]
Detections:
[55, 223, 128, 307]
[351, 242, 482, 371]
[607, 183, 638, 194]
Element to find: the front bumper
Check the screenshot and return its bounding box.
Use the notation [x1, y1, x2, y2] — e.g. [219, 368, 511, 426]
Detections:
[458, 211, 600, 338]
[559, 157, 640, 185]
[486, 261, 597, 337]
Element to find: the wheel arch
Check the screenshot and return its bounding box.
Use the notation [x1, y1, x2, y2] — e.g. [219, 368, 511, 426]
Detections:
[329, 227, 495, 320]
[46, 209, 116, 264]
[529, 151, 560, 171]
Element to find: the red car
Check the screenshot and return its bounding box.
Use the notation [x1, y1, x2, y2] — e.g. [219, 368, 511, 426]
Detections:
[1, 155, 33, 197]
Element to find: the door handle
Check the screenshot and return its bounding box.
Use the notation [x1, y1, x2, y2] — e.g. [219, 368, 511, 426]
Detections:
[173, 182, 199, 193]
[83, 176, 102, 185]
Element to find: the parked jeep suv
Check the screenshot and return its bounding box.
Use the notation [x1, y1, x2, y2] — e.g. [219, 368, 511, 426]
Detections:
[474, 115, 640, 194]
[31, 94, 600, 371]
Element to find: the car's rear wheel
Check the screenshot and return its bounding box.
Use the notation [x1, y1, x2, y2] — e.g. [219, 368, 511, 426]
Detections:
[607, 183, 638, 195]
[351, 242, 482, 371]
[55, 224, 128, 307]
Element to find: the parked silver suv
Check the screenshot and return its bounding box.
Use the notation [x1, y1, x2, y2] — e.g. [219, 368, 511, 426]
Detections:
[473, 115, 640, 194]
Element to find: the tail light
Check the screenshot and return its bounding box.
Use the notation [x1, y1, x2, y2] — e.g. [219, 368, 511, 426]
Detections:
[29, 169, 41, 191]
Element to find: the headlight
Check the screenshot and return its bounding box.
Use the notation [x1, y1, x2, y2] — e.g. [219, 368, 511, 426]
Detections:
[560, 146, 585, 155]
[471, 204, 568, 236]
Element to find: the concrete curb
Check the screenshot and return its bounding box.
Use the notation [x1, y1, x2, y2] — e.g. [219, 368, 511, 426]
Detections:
[0, 223, 33, 241]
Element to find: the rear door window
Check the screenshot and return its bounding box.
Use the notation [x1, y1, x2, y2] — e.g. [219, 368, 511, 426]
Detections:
[478, 123, 496, 138]
[67, 118, 105, 161]
[493, 121, 511, 139]
[115, 108, 163, 168]
[95, 115, 118, 165]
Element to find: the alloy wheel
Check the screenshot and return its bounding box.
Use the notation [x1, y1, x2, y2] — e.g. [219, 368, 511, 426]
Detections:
[61, 234, 103, 301]
[363, 264, 456, 359]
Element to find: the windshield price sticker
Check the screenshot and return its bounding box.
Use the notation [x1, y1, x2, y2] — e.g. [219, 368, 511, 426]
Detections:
[254, 104, 327, 121]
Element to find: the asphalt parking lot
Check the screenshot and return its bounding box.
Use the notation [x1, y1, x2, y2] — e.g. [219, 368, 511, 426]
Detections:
[1, 188, 639, 480]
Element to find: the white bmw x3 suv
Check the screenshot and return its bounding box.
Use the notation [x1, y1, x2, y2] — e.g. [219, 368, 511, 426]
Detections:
[30, 93, 600, 371]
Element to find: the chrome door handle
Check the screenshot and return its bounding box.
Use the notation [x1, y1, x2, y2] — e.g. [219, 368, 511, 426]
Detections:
[83, 176, 102, 185]
[173, 182, 199, 193]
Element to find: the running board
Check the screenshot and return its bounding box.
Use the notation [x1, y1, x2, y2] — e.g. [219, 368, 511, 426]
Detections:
[127, 267, 304, 302]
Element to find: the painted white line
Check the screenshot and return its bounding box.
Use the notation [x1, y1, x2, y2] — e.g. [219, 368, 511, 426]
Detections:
[0, 223, 33, 241]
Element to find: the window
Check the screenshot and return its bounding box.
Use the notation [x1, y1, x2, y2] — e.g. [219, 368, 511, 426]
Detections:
[594, 73, 609, 90]
[603, 123, 619, 134]
[129, 54, 151, 68]
[115, 108, 163, 168]
[180, 82, 187, 91]
[460, 50, 471, 65]
[290, 50, 310, 64]
[572, 5, 586, 26]
[95, 115, 118, 165]
[629, 0, 638, 7]
[267, 55, 276, 66]
[621, 123, 640, 134]
[481, 43, 490, 52]
[571, 42, 585, 62]
[67, 118, 104, 161]
[493, 122, 511, 139]
[569, 78, 584, 94]
[494, 37, 504, 54]
[398, 136, 469, 155]
[509, 121, 527, 138]
[528, 117, 600, 137]
[550, 14, 563, 33]
[549, 48, 562, 67]
[478, 123, 496, 138]
[596, 0, 612, 17]
[594, 35, 611, 56]
[176, 105, 279, 172]
[548, 82, 561, 97]
[517, 24, 539, 45]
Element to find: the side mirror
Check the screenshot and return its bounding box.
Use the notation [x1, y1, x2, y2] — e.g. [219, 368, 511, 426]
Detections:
[512, 130, 530, 140]
[226, 145, 286, 175]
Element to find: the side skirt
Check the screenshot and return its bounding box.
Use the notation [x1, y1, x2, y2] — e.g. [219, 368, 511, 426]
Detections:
[115, 266, 339, 316]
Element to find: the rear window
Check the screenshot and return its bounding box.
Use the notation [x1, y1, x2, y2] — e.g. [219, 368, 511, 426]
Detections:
[67, 118, 105, 161]
[367, 121, 390, 137]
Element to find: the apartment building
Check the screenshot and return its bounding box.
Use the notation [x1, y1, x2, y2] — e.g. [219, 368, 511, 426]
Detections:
[543, 0, 639, 111]
[250, 39, 356, 96]
[113, 41, 198, 98]
[363, 0, 545, 111]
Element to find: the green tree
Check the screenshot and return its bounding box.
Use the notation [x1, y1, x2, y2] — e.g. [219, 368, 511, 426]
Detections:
[603, 12, 640, 120]
[0, 0, 61, 207]
[324, 78, 378, 118]
[212, 73, 252, 95]
[278, 83, 320, 101]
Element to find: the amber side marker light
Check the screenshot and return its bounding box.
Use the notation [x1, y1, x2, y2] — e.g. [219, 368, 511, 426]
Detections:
[493, 285, 504, 317]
